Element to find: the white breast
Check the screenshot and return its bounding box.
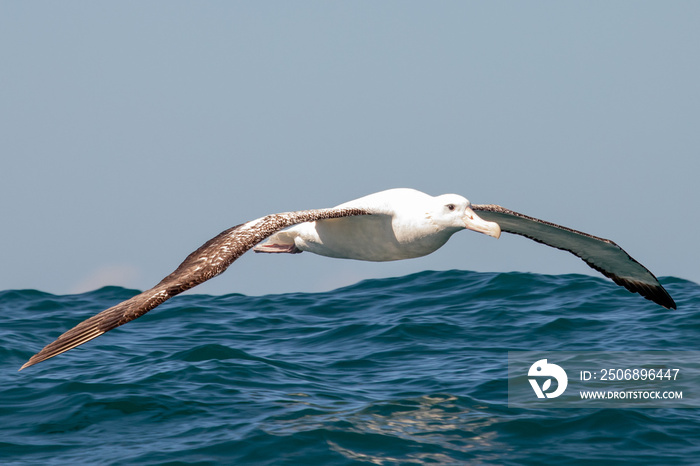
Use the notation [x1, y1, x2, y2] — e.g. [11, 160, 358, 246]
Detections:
[293, 212, 456, 262]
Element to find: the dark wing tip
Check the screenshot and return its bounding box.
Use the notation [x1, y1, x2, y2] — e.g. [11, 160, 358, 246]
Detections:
[608, 275, 676, 310]
[19, 317, 107, 370]
[576, 249, 676, 310]
[19, 289, 167, 371]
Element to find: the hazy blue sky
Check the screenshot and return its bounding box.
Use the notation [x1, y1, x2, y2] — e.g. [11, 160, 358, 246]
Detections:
[2, 2, 697, 297]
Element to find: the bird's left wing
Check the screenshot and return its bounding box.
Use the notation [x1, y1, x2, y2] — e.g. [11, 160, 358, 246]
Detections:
[20, 207, 369, 370]
[471, 204, 675, 309]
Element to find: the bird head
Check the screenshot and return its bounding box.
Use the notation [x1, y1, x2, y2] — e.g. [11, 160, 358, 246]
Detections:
[434, 194, 501, 239]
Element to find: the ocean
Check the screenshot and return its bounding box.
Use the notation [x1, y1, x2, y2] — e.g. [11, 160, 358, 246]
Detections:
[2, 270, 699, 465]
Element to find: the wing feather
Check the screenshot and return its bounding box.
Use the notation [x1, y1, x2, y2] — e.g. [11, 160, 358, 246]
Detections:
[20, 207, 369, 370]
[471, 204, 675, 309]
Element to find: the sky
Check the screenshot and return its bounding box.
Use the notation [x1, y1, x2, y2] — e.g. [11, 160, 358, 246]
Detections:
[1, 2, 698, 297]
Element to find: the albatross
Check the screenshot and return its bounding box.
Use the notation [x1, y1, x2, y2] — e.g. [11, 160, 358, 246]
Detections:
[20, 188, 675, 370]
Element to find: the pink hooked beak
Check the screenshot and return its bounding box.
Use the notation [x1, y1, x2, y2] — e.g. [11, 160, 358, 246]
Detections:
[463, 207, 501, 239]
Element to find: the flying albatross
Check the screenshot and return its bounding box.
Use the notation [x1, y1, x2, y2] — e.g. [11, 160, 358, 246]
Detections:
[20, 188, 675, 370]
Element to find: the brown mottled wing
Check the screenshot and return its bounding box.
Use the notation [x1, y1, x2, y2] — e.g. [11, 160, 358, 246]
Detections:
[20, 207, 369, 370]
[471, 204, 675, 309]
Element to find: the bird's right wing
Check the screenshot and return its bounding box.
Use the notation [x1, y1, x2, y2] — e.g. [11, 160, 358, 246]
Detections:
[20, 207, 370, 370]
[471, 204, 675, 309]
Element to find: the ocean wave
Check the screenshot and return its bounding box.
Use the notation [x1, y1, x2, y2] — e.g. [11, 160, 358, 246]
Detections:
[2, 271, 699, 464]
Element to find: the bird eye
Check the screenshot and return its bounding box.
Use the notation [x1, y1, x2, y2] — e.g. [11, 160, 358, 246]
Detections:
[446, 204, 455, 211]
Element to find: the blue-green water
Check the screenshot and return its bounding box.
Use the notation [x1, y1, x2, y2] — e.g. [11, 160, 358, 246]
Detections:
[2, 270, 699, 465]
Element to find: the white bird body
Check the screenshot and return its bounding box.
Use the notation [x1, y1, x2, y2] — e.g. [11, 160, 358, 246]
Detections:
[255, 188, 501, 261]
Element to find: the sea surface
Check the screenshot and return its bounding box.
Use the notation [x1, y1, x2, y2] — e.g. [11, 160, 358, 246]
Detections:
[2, 270, 699, 465]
